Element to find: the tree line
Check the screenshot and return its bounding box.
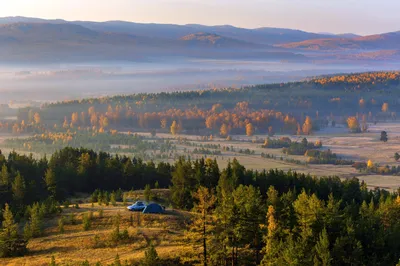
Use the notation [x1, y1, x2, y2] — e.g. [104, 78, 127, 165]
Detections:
[0, 147, 399, 265]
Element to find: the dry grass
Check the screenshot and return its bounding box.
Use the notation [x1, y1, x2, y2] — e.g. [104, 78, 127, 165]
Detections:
[1, 202, 195, 266]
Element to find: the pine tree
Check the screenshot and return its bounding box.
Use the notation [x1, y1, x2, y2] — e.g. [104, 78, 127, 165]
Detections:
[0, 165, 9, 187]
[314, 228, 331, 266]
[141, 244, 159, 266]
[0, 204, 27, 257]
[11, 171, 25, 204]
[170, 159, 195, 209]
[28, 204, 42, 237]
[44, 168, 57, 199]
[110, 192, 117, 206]
[113, 254, 122, 266]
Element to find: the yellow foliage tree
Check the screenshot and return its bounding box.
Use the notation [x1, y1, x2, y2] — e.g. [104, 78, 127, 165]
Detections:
[220, 123, 229, 137]
[359, 98, 365, 108]
[302, 116, 312, 135]
[246, 123, 254, 137]
[367, 160, 374, 168]
[347, 116, 361, 133]
[170, 121, 178, 135]
[71, 112, 79, 126]
[33, 113, 41, 124]
[382, 103, 389, 112]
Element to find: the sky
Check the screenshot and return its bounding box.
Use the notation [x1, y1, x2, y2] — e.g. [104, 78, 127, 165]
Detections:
[1, 0, 399, 35]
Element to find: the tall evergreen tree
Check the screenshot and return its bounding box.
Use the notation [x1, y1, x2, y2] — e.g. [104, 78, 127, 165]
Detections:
[0, 204, 27, 257]
[314, 228, 331, 266]
[44, 168, 57, 199]
[11, 171, 25, 207]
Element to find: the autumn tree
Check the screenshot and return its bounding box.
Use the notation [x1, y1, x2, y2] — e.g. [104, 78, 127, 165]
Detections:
[347, 117, 361, 133]
[220, 123, 229, 137]
[170, 120, 178, 136]
[33, 113, 41, 124]
[246, 123, 254, 137]
[302, 116, 313, 135]
[71, 112, 79, 126]
[190, 186, 217, 266]
[260, 205, 281, 265]
[359, 98, 365, 108]
[382, 103, 389, 112]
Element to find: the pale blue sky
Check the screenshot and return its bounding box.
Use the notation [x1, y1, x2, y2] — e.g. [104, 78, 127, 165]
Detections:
[1, 0, 399, 35]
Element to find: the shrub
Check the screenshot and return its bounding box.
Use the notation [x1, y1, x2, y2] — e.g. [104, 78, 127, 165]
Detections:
[58, 217, 65, 234]
[82, 213, 91, 231]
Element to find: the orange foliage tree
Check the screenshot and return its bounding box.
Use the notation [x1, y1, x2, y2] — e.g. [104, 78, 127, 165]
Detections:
[246, 123, 254, 136]
[302, 116, 312, 135]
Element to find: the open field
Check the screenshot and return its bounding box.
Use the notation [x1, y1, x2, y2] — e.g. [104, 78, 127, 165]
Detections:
[135, 123, 400, 191]
[2, 191, 196, 266]
[2, 122, 400, 191]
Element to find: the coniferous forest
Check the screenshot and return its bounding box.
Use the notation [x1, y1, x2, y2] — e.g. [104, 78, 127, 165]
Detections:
[0, 147, 399, 265]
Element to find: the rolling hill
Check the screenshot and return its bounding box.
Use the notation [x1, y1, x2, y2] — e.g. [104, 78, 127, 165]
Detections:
[0, 16, 399, 62]
[279, 31, 400, 50]
[0, 16, 339, 45]
[0, 22, 304, 62]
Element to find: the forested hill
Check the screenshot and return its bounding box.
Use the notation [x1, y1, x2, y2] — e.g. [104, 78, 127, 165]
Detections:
[0, 147, 400, 264]
[10, 71, 400, 138]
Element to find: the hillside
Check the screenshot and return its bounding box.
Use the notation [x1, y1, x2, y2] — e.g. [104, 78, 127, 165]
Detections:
[1, 17, 400, 62]
[0, 22, 305, 62]
[0, 16, 339, 45]
[279, 31, 400, 50]
[179, 32, 264, 48]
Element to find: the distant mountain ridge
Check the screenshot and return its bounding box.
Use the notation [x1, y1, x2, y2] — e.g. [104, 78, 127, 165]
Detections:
[0, 21, 304, 62]
[279, 31, 400, 50]
[0, 16, 399, 63]
[0, 16, 342, 45]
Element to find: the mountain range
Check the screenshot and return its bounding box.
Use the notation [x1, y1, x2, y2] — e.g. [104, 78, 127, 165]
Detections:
[0, 16, 399, 63]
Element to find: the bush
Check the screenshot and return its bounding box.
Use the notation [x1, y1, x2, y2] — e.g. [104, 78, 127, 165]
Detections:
[144, 184, 153, 202]
[58, 217, 65, 234]
[82, 213, 91, 231]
